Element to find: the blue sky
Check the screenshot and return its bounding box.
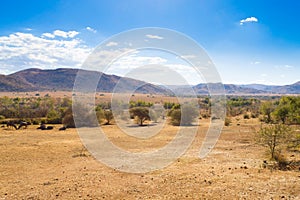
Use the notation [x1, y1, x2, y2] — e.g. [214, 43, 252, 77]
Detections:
[0, 0, 299, 85]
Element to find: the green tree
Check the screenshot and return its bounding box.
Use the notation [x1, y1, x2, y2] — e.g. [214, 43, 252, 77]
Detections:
[46, 109, 62, 124]
[256, 124, 292, 160]
[260, 101, 275, 123]
[272, 96, 300, 124]
[129, 107, 150, 126]
[62, 107, 75, 128]
[169, 104, 198, 126]
[102, 110, 114, 125]
[63, 103, 97, 128]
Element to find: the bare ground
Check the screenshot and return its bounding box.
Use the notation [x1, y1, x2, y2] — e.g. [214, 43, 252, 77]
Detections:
[0, 118, 300, 199]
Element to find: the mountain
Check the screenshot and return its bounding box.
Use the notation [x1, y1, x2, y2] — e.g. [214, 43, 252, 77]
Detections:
[0, 68, 299, 95]
[241, 81, 300, 94]
[0, 74, 36, 91]
[0, 68, 170, 94]
[275, 81, 300, 94]
[174, 82, 300, 95]
[239, 84, 276, 92]
[173, 83, 265, 95]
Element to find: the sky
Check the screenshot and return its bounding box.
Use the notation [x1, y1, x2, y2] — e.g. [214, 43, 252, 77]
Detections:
[0, 0, 299, 85]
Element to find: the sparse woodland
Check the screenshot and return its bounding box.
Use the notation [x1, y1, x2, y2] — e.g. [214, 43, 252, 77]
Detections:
[0, 94, 300, 171]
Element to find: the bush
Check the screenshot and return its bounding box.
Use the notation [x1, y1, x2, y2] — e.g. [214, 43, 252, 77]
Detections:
[243, 113, 250, 119]
[31, 118, 41, 125]
[256, 124, 292, 160]
[224, 117, 231, 126]
[46, 109, 62, 124]
[0, 115, 5, 120]
[129, 107, 150, 126]
[62, 113, 75, 128]
[251, 113, 258, 118]
[149, 109, 159, 123]
[169, 109, 181, 126]
[169, 104, 198, 126]
[62, 103, 98, 128]
[102, 110, 114, 125]
[201, 113, 210, 119]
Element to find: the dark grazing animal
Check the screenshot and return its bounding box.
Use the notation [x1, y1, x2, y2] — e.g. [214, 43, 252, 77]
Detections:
[37, 123, 46, 130]
[59, 126, 67, 131]
[17, 121, 29, 130]
[46, 126, 54, 130]
[7, 121, 17, 130]
[37, 124, 54, 130]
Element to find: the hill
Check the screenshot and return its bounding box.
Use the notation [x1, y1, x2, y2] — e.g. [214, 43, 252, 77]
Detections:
[241, 82, 300, 94]
[0, 68, 299, 95]
[0, 68, 169, 94]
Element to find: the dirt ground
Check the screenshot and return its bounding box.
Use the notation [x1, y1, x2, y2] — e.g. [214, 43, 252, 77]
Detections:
[0, 118, 300, 200]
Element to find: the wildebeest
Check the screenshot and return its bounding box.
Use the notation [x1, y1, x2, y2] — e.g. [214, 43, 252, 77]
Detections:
[37, 123, 46, 130]
[37, 123, 54, 130]
[59, 126, 67, 131]
[17, 121, 29, 130]
[46, 126, 54, 130]
[7, 121, 17, 130]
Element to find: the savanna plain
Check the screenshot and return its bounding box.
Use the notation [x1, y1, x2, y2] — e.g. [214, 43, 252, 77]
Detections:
[0, 92, 299, 200]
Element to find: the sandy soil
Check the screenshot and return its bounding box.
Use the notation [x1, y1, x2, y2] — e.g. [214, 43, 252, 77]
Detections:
[0, 119, 300, 200]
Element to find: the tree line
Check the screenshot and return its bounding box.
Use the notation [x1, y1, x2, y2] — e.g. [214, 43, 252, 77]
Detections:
[1, 95, 300, 127]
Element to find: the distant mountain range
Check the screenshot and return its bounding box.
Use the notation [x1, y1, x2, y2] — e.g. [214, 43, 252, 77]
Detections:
[187, 82, 300, 95]
[0, 68, 299, 95]
[0, 68, 169, 94]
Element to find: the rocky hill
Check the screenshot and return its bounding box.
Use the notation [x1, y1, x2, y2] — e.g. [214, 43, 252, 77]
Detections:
[0, 68, 299, 95]
[0, 68, 169, 94]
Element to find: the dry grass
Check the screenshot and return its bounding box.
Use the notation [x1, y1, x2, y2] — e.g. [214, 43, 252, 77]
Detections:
[0, 119, 299, 199]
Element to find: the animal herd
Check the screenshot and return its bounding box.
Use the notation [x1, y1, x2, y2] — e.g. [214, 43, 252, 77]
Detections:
[2, 121, 67, 131]
[5, 121, 29, 130]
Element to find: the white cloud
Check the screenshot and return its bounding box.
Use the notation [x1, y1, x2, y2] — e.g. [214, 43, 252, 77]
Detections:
[275, 65, 294, 69]
[106, 42, 118, 47]
[240, 17, 258, 25]
[251, 61, 261, 65]
[53, 30, 79, 38]
[86, 26, 97, 33]
[104, 52, 202, 85]
[181, 54, 196, 59]
[42, 30, 80, 39]
[284, 65, 293, 68]
[145, 34, 164, 40]
[42, 32, 55, 38]
[0, 32, 91, 74]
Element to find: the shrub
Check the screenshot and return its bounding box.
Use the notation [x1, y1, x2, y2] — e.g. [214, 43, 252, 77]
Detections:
[62, 103, 98, 128]
[31, 119, 41, 125]
[46, 109, 62, 124]
[260, 101, 275, 123]
[62, 113, 75, 128]
[243, 113, 250, 119]
[102, 110, 114, 125]
[256, 124, 292, 160]
[169, 109, 181, 126]
[129, 107, 150, 126]
[169, 104, 198, 126]
[251, 113, 258, 118]
[224, 117, 231, 126]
